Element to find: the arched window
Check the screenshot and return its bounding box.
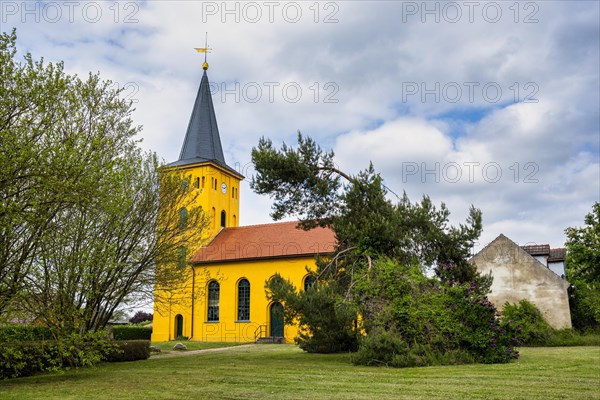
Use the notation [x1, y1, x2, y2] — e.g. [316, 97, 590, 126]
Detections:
[220, 210, 226, 228]
[194, 177, 200, 189]
[180, 177, 190, 192]
[179, 207, 188, 230]
[233, 214, 237, 226]
[207, 281, 219, 321]
[237, 279, 250, 321]
[211, 207, 216, 228]
[178, 246, 187, 268]
[304, 275, 316, 291]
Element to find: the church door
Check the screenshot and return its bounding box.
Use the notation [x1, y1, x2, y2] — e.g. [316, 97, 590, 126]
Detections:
[175, 314, 183, 338]
[270, 302, 284, 337]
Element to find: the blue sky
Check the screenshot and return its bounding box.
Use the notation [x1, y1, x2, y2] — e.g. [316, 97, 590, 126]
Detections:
[3, 0, 599, 251]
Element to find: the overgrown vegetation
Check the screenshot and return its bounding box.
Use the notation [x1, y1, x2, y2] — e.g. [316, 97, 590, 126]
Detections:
[253, 133, 519, 366]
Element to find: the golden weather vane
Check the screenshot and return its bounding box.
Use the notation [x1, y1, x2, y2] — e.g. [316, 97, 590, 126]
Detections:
[194, 32, 212, 70]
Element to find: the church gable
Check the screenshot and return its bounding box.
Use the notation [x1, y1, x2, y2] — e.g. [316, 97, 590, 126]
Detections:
[471, 234, 571, 329]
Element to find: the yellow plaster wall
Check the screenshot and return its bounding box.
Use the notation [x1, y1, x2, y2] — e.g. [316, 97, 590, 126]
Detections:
[152, 256, 316, 343]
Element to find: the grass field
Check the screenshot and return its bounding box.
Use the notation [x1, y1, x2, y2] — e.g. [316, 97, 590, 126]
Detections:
[0, 345, 598, 399]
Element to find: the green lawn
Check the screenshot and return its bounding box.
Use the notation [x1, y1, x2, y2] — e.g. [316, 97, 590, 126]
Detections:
[0, 346, 598, 399]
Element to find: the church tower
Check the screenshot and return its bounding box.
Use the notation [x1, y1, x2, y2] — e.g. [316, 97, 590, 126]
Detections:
[152, 55, 335, 343]
[169, 61, 244, 240]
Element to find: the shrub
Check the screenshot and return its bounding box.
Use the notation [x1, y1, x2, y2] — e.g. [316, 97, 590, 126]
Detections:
[103, 340, 150, 362]
[351, 330, 410, 366]
[112, 325, 152, 340]
[0, 325, 52, 342]
[501, 300, 554, 345]
[351, 330, 475, 368]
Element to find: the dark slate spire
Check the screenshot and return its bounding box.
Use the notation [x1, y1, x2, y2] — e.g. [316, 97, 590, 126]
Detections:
[169, 69, 226, 167]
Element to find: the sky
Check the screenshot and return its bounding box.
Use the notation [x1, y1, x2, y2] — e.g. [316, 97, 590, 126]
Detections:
[2, 0, 599, 252]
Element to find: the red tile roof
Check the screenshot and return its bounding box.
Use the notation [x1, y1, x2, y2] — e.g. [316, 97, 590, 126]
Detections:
[548, 248, 566, 262]
[191, 221, 337, 264]
[521, 244, 550, 256]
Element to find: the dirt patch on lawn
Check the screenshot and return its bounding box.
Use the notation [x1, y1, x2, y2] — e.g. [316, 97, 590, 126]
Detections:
[150, 344, 258, 358]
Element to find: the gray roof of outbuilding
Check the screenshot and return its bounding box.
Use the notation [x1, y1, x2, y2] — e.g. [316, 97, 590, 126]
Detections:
[169, 70, 227, 168]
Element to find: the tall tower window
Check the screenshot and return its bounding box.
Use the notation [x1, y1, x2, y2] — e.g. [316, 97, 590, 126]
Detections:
[207, 281, 220, 322]
[194, 177, 200, 189]
[212, 207, 216, 228]
[220, 210, 226, 228]
[202, 176, 205, 188]
[178, 246, 187, 268]
[179, 208, 188, 230]
[237, 279, 250, 321]
[180, 177, 190, 192]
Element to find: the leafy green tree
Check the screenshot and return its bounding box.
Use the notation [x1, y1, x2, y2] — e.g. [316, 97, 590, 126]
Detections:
[0, 30, 207, 335]
[252, 133, 517, 365]
[565, 202, 600, 331]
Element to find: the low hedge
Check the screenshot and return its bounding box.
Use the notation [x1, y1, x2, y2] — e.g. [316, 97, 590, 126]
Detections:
[0, 337, 111, 380]
[112, 325, 152, 340]
[0, 338, 151, 379]
[104, 340, 150, 362]
[0, 324, 52, 342]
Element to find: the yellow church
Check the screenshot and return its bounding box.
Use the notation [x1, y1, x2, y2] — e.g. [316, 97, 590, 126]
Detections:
[151, 61, 336, 343]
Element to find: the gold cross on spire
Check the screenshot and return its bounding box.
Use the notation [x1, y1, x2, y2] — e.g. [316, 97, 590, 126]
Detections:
[194, 32, 212, 70]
